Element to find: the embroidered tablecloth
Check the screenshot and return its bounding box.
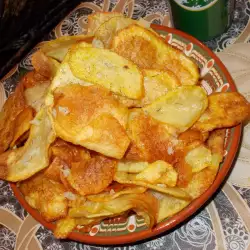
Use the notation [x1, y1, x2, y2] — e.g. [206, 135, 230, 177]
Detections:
[0, 0, 250, 249]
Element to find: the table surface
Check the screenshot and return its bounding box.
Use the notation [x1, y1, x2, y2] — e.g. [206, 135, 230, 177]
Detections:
[0, 0, 250, 249]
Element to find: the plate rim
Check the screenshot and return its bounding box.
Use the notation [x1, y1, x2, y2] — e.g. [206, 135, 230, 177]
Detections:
[10, 23, 242, 245]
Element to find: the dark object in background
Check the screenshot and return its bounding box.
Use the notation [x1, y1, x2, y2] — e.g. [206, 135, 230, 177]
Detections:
[0, 0, 83, 79]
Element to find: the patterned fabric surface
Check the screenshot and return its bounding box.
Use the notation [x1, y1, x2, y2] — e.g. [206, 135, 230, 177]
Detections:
[0, 0, 250, 249]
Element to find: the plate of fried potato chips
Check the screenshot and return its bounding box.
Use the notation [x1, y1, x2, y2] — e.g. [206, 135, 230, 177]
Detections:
[0, 12, 249, 245]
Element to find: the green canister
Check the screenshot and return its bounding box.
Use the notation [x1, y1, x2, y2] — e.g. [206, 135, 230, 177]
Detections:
[167, 0, 236, 41]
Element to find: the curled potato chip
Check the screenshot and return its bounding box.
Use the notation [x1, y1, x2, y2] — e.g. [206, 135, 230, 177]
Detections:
[44, 157, 65, 182]
[143, 86, 208, 132]
[0, 108, 56, 181]
[32, 50, 60, 78]
[68, 47, 143, 99]
[111, 24, 199, 86]
[193, 92, 250, 132]
[117, 161, 148, 173]
[114, 171, 191, 200]
[51, 84, 130, 159]
[69, 192, 158, 228]
[21, 70, 49, 89]
[0, 83, 26, 153]
[10, 106, 34, 148]
[19, 173, 68, 222]
[66, 155, 117, 196]
[151, 191, 190, 223]
[40, 35, 93, 62]
[87, 184, 146, 202]
[185, 145, 212, 173]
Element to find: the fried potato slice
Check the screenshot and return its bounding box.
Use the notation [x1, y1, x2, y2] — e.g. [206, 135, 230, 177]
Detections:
[44, 157, 65, 182]
[125, 109, 175, 163]
[40, 35, 93, 62]
[87, 183, 146, 202]
[87, 12, 124, 35]
[114, 171, 191, 200]
[0, 83, 26, 153]
[66, 155, 117, 196]
[69, 192, 158, 228]
[68, 47, 143, 99]
[185, 145, 212, 173]
[19, 173, 68, 221]
[32, 50, 60, 78]
[135, 160, 177, 187]
[144, 86, 208, 132]
[193, 92, 250, 132]
[24, 81, 50, 112]
[181, 166, 218, 199]
[10, 106, 34, 148]
[21, 70, 49, 89]
[51, 84, 130, 159]
[54, 217, 76, 239]
[151, 191, 190, 223]
[117, 161, 148, 173]
[0, 108, 56, 181]
[111, 24, 199, 86]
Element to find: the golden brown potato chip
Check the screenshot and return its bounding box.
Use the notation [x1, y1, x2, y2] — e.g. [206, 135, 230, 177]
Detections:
[40, 35, 94, 62]
[32, 50, 60, 78]
[0, 83, 26, 153]
[143, 86, 208, 132]
[111, 24, 199, 86]
[69, 192, 158, 228]
[21, 70, 49, 89]
[66, 155, 117, 196]
[54, 217, 76, 239]
[117, 161, 148, 173]
[10, 106, 34, 148]
[193, 92, 250, 132]
[68, 46, 143, 99]
[181, 166, 218, 199]
[114, 171, 191, 200]
[51, 84, 130, 159]
[0, 108, 56, 181]
[87, 184, 146, 202]
[125, 110, 175, 163]
[151, 191, 190, 223]
[19, 173, 68, 222]
[44, 157, 65, 182]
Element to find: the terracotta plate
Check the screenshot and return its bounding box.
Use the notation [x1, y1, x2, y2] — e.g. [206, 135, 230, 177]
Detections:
[8, 24, 241, 245]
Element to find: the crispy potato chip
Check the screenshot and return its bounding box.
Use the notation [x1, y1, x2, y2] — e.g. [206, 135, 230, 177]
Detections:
[0, 83, 26, 153]
[21, 70, 49, 89]
[44, 157, 65, 182]
[193, 92, 250, 132]
[68, 46, 143, 99]
[87, 12, 124, 35]
[144, 86, 208, 132]
[69, 192, 158, 228]
[54, 217, 76, 239]
[24, 81, 50, 113]
[19, 173, 68, 221]
[0, 108, 56, 181]
[175, 158, 193, 188]
[40, 35, 94, 62]
[10, 106, 34, 148]
[117, 161, 148, 173]
[32, 50, 60, 78]
[51, 84, 129, 159]
[125, 109, 175, 163]
[66, 155, 117, 196]
[151, 191, 190, 223]
[135, 160, 177, 187]
[111, 24, 199, 86]
[87, 184, 146, 202]
[114, 171, 191, 200]
[185, 145, 212, 173]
